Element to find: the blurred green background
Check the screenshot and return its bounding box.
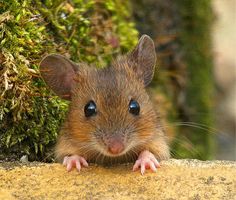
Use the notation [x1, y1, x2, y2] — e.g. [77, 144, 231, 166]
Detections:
[0, 0, 235, 161]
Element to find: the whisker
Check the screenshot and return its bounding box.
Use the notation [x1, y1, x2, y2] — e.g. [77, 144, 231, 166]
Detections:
[164, 122, 219, 135]
[101, 153, 106, 164]
[42, 152, 55, 162]
[176, 124, 216, 134]
[95, 152, 102, 163]
[129, 148, 138, 162]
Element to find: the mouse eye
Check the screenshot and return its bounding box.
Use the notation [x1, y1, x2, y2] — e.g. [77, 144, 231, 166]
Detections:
[84, 100, 97, 117]
[129, 99, 140, 115]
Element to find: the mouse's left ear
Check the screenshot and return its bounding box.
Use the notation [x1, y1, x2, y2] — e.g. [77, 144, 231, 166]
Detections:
[128, 34, 156, 86]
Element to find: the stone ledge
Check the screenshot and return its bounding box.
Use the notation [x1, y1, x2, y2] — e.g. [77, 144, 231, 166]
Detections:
[0, 159, 235, 200]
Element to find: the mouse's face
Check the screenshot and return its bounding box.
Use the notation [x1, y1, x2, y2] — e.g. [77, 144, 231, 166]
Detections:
[40, 35, 158, 158]
[68, 63, 158, 157]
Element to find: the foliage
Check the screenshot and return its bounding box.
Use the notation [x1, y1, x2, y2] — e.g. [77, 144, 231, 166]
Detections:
[131, 0, 214, 159]
[172, 0, 214, 159]
[0, 0, 138, 160]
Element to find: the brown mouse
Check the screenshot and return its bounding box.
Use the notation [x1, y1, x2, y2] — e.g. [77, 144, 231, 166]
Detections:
[39, 35, 170, 174]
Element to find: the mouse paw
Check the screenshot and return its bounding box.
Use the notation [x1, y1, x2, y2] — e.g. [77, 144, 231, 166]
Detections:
[63, 155, 88, 172]
[133, 150, 160, 175]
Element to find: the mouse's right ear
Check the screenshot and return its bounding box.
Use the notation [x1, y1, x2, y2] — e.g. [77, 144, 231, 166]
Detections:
[39, 54, 78, 100]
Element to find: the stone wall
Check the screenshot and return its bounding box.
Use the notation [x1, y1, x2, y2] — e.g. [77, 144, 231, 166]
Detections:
[0, 159, 235, 199]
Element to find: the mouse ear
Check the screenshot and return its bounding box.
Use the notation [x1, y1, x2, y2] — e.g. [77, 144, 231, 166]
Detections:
[39, 54, 78, 100]
[128, 35, 156, 86]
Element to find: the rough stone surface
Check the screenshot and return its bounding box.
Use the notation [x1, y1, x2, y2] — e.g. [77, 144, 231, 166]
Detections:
[0, 159, 235, 200]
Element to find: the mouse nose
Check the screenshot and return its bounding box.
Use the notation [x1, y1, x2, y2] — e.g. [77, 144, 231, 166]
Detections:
[107, 139, 124, 155]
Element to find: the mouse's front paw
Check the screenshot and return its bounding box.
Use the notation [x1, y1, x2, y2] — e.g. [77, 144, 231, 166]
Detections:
[133, 150, 160, 175]
[63, 155, 88, 172]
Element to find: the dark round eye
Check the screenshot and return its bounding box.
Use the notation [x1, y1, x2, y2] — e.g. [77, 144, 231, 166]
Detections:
[129, 100, 140, 115]
[84, 100, 97, 117]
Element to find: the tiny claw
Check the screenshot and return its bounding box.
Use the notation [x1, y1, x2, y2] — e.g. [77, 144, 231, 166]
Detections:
[63, 156, 68, 166]
[133, 150, 160, 175]
[141, 163, 146, 175]
[151, 157, 161, 168]
[80, 157, 89, 167]
[133, 160, 141, 171]
[75, 160, 81, 172]
[62, 155, 88, 172]
[66, 161, 73, 172]
[149, 162, 157, 172]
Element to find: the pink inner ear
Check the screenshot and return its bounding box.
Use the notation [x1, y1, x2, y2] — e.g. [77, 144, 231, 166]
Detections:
[129, 35, 156, 86]
[55, 67, 76, 99]
[40, 54, 79, 100]
[64, 71, 76, 90]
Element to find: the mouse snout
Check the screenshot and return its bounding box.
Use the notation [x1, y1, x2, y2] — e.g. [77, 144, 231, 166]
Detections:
[107, 138, 124, 155]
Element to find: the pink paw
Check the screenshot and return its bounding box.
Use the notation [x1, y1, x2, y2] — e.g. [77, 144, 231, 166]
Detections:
[63, 155, 88, 172]
[133, 150, 160, 175]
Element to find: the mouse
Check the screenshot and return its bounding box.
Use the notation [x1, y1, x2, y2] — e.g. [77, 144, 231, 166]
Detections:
[39, 35, 170, 174]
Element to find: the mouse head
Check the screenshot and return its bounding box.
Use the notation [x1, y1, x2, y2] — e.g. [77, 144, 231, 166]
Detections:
[40, 35, 159, 159]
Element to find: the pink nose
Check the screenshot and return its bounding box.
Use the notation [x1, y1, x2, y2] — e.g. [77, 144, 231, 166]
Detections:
[108, 141, 124, 154]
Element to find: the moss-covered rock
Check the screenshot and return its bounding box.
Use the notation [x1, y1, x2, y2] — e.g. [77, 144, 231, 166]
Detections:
[0, 0, 138, 161]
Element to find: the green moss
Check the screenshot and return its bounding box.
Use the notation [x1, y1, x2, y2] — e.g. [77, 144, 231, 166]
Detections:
[172, 0, 215, 159]
[0, 0, 138, 161]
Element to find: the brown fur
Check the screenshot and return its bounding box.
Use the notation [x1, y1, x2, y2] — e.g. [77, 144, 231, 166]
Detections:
[40, 35, 170, 165]
[55, 57, 169, 164]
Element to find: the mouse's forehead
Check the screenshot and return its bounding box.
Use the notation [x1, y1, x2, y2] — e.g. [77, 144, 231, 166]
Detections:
[94, 66, 139, 97]
[73, 64, 145, 105]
